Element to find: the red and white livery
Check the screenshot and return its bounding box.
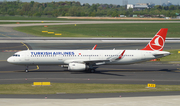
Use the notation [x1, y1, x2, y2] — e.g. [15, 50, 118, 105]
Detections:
[7, 28, 170, 73]
[141, 28, 168, 51]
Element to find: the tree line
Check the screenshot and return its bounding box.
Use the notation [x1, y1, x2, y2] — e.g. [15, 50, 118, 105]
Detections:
[0, 1, 180, 17]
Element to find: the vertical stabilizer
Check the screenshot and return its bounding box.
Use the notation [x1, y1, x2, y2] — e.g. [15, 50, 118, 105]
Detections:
[141, 28, 168, 51]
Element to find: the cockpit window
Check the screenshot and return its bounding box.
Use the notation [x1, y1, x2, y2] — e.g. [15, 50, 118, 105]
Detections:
[13, 54, 20, 57]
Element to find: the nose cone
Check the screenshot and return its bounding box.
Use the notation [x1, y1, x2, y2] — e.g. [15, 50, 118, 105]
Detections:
[7, 57, 14, 63]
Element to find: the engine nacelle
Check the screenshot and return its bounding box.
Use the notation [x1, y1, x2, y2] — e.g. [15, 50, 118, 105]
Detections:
[68, 63, 86, 71]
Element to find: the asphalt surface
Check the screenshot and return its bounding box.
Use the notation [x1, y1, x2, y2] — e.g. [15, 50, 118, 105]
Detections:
[1, 43, 180, 86]
[0, 27, 36, 37]
[1, 92, 180, 99]
[0, 21, 180, 100]
[1, 62, 180, 85]
[1, 37, 180, 44]
[1, 42, 180, 99]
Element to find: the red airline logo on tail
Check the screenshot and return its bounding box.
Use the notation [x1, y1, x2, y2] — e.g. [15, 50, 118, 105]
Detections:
[149, 35, 165, 51]
[141, 28, 168, 51]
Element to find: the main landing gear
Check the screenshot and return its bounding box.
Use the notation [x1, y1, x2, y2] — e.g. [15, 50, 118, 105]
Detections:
[86, 69, 95, 73]
[87, 65, 95, 73]
[25, 66, 28, 73]
[90, 69, 95, 73]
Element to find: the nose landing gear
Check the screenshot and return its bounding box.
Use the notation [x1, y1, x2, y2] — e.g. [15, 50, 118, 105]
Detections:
[25, 66, 28, 73]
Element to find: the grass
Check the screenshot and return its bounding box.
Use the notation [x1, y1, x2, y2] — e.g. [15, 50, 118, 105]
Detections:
[0, 83, 180, 94]
[13, 23, 180, 37]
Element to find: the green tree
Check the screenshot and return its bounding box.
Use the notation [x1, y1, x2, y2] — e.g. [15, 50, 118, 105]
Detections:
[107, 10, 113, 16]
[68, 6, 77, 16]
[31, 7, 38, 13]
[61, 11, 66, 16]
[169, 5, 175, 10]
[33, 12, 41, 17]
[16, 0, 20, 3]
[1, 1, 180, 18]
[89, 11, 96, 17]
[53, 13, 58, 17]
[111, 11, 118, 17]
[30, 1, 34, 7]
[8, 11, 15, 16]
[65, 13, 69, 16]
[90, 4, 97, 12]
[28, 12, 33, 17]
[22, 3, 31, 12]
[44, 7, 53, 15]
[20, 11, 24, 16]
[81, 12, 86, 16]
[84, 3, 90, 8]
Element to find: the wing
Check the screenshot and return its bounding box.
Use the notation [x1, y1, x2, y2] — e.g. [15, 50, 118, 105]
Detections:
[64, 50, 126, 65]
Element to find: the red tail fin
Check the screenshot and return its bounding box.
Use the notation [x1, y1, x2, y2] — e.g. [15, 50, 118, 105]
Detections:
[92, 44, 97, 50]
[141, 28, 168, 51]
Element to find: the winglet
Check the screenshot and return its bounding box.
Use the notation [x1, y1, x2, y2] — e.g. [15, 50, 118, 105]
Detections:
[92, 44, 97, 50]
[119, 50, 125, 59]
[141, 28, 168, 51]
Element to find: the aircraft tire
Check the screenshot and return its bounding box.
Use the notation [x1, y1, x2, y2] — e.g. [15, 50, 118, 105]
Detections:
[90, 69, 95, 73]
[25, 69, 28, 73]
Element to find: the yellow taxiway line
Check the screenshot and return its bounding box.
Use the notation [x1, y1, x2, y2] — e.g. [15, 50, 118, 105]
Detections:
[0, 33, 11, 38]
[0, 65, 39, 73]
[21, 42, 29, 50]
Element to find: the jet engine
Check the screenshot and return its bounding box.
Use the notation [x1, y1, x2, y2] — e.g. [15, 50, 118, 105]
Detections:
[68, 63, 87, 71]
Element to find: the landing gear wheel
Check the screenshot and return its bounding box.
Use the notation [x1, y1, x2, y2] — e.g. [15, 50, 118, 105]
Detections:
[90, 69, 95, 73]
[25, 66, 29, 73]
[25, 69, 28, 73]
[86, 69, 95, 73]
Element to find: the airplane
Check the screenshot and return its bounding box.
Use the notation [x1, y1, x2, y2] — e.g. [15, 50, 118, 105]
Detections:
[7, 28, 170, 73]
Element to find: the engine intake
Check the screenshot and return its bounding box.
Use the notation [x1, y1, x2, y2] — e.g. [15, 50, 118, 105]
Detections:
[68, 63, 86, 71]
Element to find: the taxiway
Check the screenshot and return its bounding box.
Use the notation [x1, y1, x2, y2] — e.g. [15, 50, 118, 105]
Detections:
[0, 20, 180, 102]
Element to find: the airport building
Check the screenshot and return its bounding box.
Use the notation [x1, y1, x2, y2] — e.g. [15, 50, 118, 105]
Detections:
[127, 3, 155, 11]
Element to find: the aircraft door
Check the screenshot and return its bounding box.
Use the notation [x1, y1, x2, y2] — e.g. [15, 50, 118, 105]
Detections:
[24, 53, 30, 61]
[24, 52, 33, 64]
[99, 53, 103, 60]
[58, 54, 63, 63]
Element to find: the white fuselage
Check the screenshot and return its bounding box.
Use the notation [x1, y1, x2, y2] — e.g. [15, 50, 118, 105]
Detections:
[7, 28, 170, 72]
[7, 50, 170, 66]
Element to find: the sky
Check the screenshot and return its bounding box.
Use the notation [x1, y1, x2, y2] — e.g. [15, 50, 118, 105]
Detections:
[2, 0, 180, 5]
